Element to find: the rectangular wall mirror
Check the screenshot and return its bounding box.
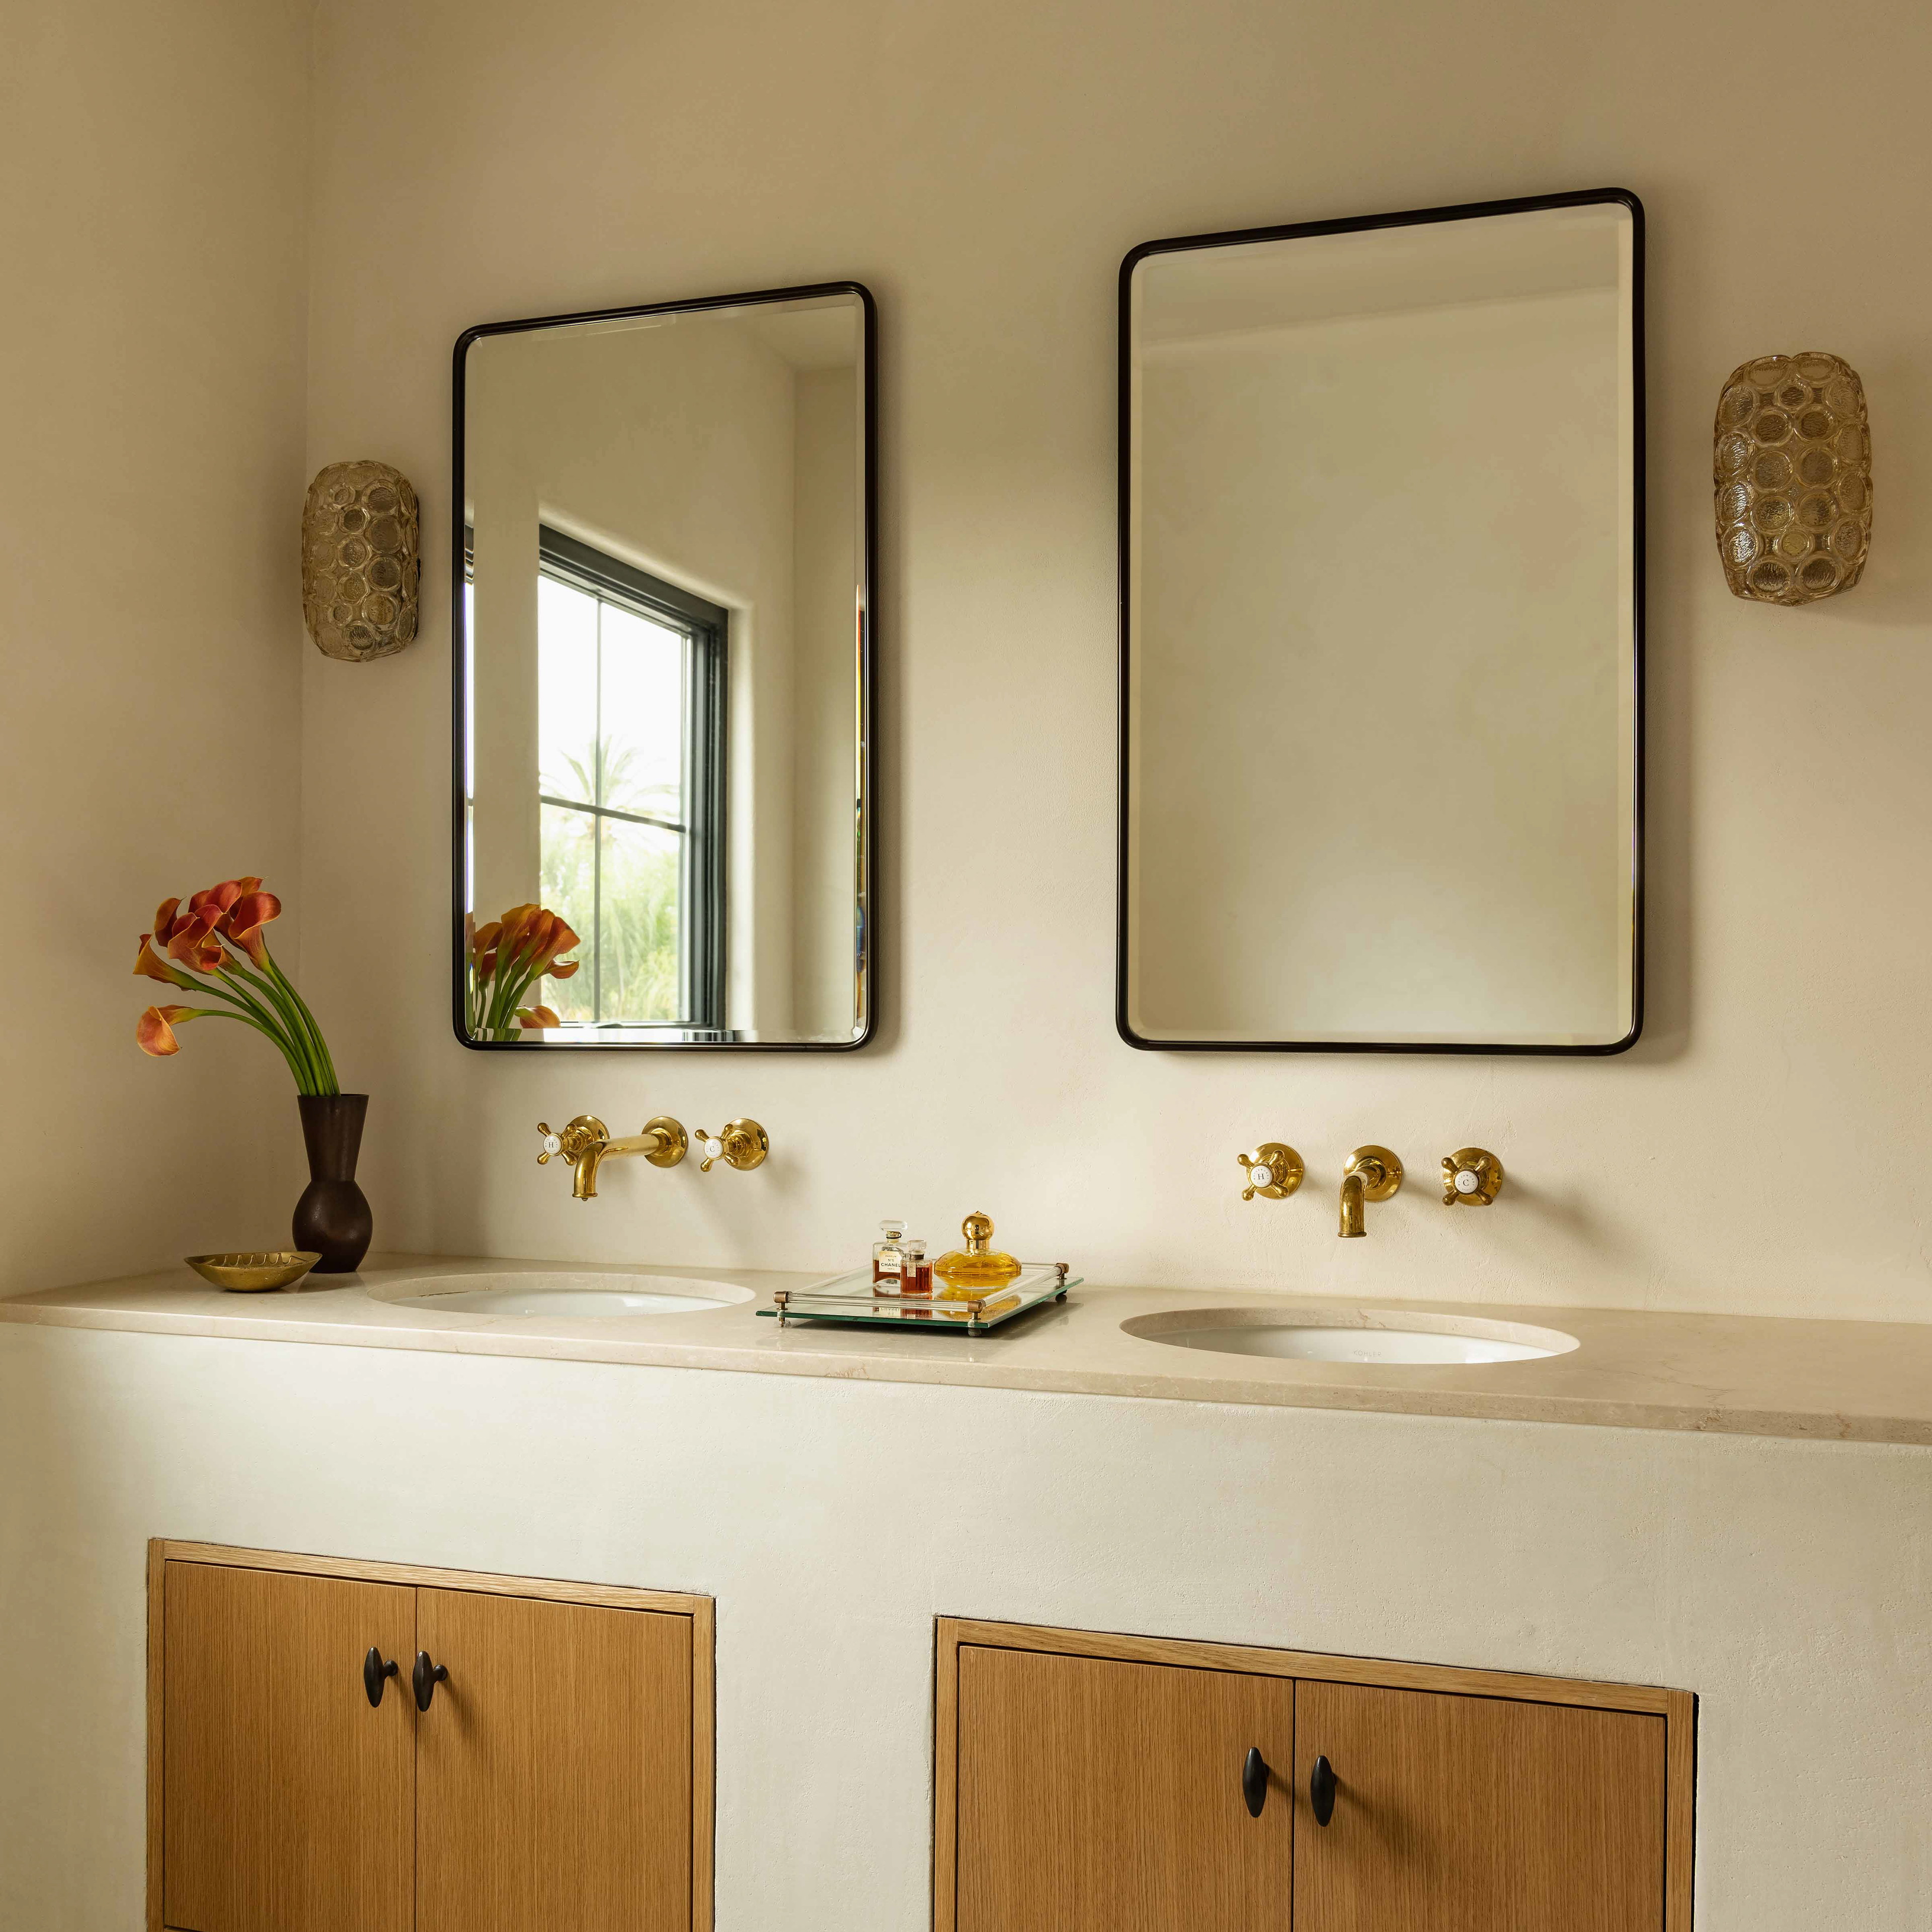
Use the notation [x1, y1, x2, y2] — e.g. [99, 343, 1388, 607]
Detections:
[1119, 192, 1642, 1054]
[454, 282, 874, 1049]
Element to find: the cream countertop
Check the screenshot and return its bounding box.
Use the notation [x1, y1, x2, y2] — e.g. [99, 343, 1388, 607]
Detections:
[5, 1253, 1931, 1447]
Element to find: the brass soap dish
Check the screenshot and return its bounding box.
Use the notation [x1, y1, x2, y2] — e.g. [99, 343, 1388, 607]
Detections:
[185, 1251, 323, 1293]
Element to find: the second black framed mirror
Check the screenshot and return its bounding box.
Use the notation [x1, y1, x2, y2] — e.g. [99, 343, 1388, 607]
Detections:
[1118, 192, 1643, 1055]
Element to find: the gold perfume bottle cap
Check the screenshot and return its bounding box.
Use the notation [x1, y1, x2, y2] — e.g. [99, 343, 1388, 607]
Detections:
[961, 1211, 993, 1254]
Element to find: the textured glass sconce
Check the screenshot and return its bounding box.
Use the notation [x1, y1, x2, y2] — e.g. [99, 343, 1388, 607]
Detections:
[302, 460, 421, 660]
[1714, 354, 1870, 605]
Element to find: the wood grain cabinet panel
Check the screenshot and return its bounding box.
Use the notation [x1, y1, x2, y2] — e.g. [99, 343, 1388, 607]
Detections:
[937, 1620, 1693, 1932]
[955, 1645, 1295, 1932]
[1294, 1680, 1667, 1931]
[161, 1562, 414, 1932]
[415, 1587, 694, 1932]
[149, 1544, 713, 1932]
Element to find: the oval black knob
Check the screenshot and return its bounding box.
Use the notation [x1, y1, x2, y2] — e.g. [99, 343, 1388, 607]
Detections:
[362, 1647, 398, 1708]
[1241, 1745, 1270, 1817]
[1310, 1753, 1337, 1826]
[413, 1649, 449, 1712]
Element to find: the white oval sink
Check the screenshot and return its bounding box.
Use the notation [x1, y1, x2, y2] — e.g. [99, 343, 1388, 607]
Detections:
[1122, 1308, 1578, 1365]
[381, 1272, 753, 1318]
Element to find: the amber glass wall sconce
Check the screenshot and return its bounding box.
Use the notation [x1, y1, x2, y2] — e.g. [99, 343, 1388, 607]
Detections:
[302, 460, 421, 660]
[1715, 353, 1871, 605]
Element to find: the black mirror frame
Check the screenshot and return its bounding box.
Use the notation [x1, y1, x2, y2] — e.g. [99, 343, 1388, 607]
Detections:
[450, 280, 878, 1054]
[1115, 189, 1645, 1057]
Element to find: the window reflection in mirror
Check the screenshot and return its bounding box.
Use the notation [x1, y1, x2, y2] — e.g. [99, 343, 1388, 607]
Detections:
[456, 285, 873, 1049]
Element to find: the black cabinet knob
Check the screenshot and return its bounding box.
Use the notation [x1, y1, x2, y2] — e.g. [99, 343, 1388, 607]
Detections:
[363, 1648, 398, 1708]
[1309, 1753, 1337, 1826]
[413, 1650, 449, 1712]
[1241, 1745, 1270, 1817]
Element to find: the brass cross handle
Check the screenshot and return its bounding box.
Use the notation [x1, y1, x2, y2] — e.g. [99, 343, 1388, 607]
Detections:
[1237, 1143, 1305, 1202]
[536, 1116, 606, 1166]
[694, 1119, 769, 1173]
[1441, 1148, 1504, 1206]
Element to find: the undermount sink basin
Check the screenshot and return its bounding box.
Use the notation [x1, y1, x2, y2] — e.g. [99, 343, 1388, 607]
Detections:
[1121, 1308, 1579, 1365]
[382, 1272, 754, 1318]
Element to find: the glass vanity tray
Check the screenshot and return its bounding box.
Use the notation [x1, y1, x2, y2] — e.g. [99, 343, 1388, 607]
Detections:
[758, 1264, 1077, 1335]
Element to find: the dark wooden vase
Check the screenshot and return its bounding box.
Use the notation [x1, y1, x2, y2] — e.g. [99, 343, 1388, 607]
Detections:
[293, 1093, 373, 1273]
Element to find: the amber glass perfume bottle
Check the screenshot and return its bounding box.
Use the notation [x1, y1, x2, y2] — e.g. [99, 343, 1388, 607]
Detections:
[933, 1212, 1022, 1293]
[901, 1237, 932, 1296]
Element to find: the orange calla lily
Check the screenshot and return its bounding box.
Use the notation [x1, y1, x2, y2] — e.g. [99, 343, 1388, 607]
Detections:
[134, 934, 190, 987]
[494, 904, 541, 970]
[187, 877, 262, 924]
[132, 876, 340, 1096]
[223, 890, 282, 968]
[136, 1004, 198, 1057]
[164, 910, 225, 974]
[465, 900, 582, 1039]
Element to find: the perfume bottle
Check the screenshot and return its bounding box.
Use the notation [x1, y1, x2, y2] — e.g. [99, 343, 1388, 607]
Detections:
[871, 1219, 908, 1295]
[901, 1237, 932, 1296]
[933, 1212, 1022, 1292]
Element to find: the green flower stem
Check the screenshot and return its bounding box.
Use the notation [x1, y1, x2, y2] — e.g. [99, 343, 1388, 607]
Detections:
[483, 958, 519, 1037]
[220, 951, 330, 1094]
[184, 1006, 314, 1092]
[259, 949, 339, 1095]
[489, 959, 543, 1039]
[170, 962, 303, 1059]
[482, 953, 513, 1035]
[208, 960, 321, 1091]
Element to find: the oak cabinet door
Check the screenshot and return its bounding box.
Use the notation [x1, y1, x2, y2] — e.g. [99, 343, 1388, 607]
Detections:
[953, 1644, 1296, 1931]
[414, 1586, 694, 1932]
[1294, 1680, 1667, 1931]
[161, 1561, 414, 1932]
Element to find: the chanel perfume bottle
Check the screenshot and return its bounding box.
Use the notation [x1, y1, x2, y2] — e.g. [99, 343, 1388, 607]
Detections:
[871, 1219, 908, 1295]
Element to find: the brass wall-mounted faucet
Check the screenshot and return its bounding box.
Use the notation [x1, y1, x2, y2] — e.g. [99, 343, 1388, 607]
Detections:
[1338, 1146, 1402, 1237]
[536, 1113, 688, 1200]
[536, 1113, 770, 1198]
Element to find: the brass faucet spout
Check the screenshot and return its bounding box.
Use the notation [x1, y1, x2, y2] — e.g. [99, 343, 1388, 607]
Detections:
[538, 1113, 690, 1199]
[1338, 1146, 1403, 1238]
[1339, 1170, 1367, 1238]
[572, 1129, 674, 1200]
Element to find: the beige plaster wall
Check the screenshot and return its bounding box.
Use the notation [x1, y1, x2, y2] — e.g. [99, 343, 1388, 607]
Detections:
[0, 0, 312, 1295]
[295, 0, 1932, 1320]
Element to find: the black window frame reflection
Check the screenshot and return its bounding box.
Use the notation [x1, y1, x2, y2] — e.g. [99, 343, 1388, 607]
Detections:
[534, 527, 727, 1035]
[463, 525, 727, 1036]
